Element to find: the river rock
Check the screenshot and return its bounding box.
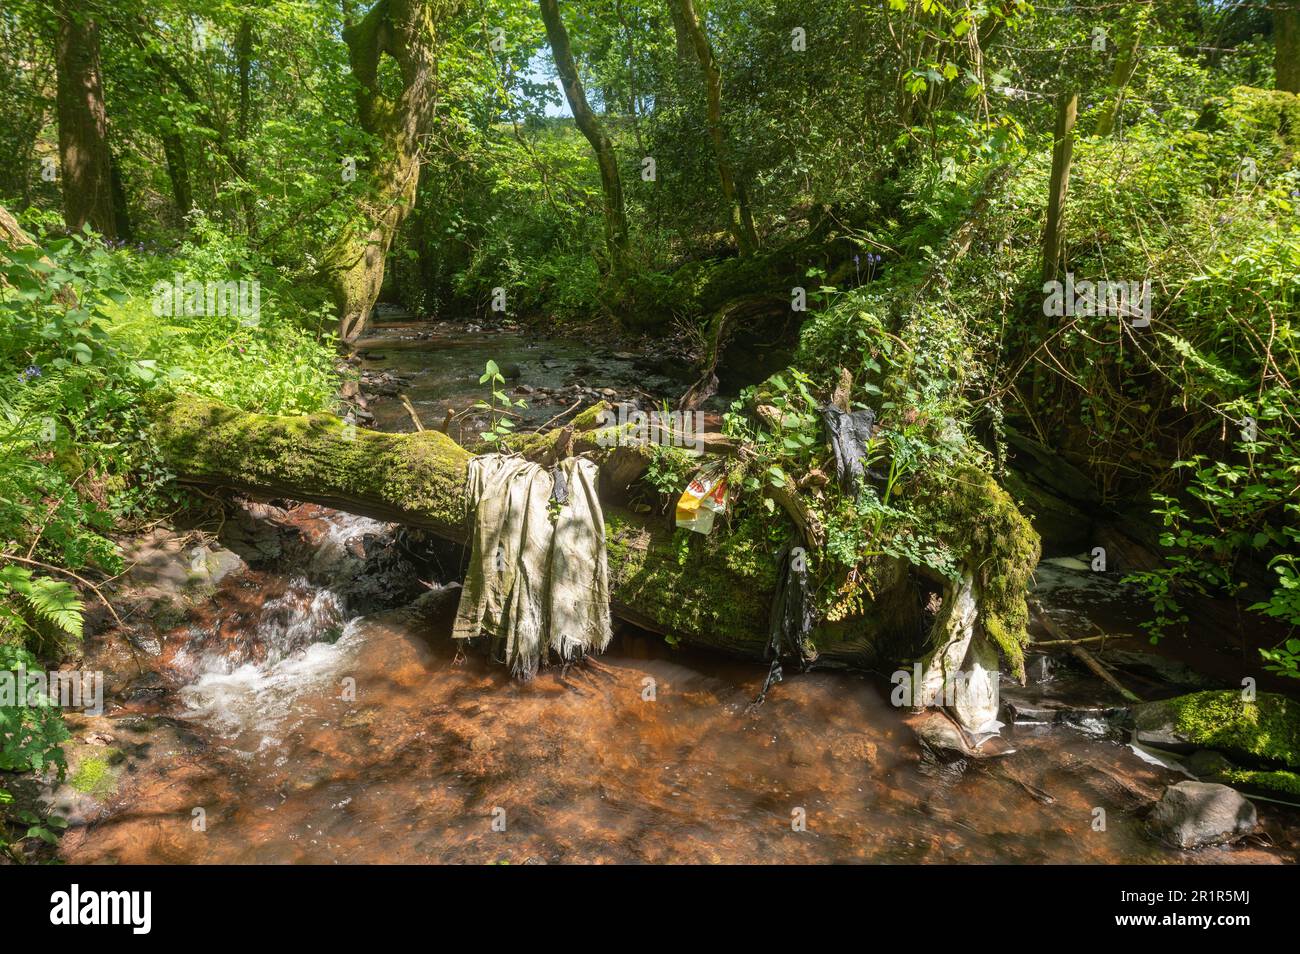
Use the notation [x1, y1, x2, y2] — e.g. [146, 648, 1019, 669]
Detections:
[1185, 749, 1235, 779]
[1133, 691, 1300, 769]
[829, 733, 879, 766]
[1146, 781, 1256, 848]
[910, 710, 972, 760]
[907, 710, 1014, 761]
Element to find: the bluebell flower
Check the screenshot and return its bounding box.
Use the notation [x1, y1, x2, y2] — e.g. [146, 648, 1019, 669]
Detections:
[20, 365, 41, 382]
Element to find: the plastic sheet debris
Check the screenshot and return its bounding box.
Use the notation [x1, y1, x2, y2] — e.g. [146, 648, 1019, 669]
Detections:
[753, 544, 817, 708]
[452, 454, 611, 678]
[820, 404, 878, 492]
[674, 473, 728, 535]
[768, 544, 816, 665]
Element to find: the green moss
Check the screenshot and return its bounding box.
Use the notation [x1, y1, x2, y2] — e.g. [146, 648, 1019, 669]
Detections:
[1139, 690, 1300, 768]
[502, 402, 613, 458]
[153, 395, 471, 533]
[926, 464, 1041, 678]
[1221, 769, 1300, 798]
[604, 511, 774, 653]
[570, 401, 612, 431]
[70, 750, 121, 798]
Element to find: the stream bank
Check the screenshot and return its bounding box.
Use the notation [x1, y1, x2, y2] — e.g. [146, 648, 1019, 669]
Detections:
[27, 318, 1300, 864]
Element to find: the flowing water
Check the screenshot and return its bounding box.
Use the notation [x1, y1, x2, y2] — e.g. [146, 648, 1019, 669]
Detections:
[54, 322, 1300, 865]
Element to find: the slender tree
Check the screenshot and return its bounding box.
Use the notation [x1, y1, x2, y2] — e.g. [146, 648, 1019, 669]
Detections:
[666, 0, 758, 255]
[235, 15, 256, 235]
[1094, 4, 1149, 137]
[537, 0, 629, 275]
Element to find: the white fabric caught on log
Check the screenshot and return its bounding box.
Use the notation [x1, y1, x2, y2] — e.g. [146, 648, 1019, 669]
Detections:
[451, 454, 612, 677]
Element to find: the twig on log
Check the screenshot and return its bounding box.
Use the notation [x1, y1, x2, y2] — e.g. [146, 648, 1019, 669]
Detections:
[1032, 634, 1134, 647]
[534, 399, 582, 432]
[400, 395, 426, 432]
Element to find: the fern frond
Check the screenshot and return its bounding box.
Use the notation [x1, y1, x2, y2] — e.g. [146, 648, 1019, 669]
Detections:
[20, 578, 83, 640]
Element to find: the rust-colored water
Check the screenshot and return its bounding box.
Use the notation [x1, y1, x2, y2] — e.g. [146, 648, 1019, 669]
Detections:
[61, 577, 1298, 864]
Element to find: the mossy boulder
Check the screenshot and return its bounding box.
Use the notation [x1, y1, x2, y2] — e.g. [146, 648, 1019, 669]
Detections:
[1134, 690, 1300, 773]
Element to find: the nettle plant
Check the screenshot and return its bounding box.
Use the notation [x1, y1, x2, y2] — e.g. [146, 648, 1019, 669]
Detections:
[475, 359, 527, 447]
[726, 368, 822, 507]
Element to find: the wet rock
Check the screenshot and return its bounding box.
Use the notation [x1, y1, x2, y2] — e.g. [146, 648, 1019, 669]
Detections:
[909, 710, 1015, 762]
[187, 545, 247, 588]
[907, 710, 974, 762]
[1147, 781, 1257, 849]
[829, 733, 878, 767]
[1186, 749, 1236, 779]
[119, 529, 242, 597]
[40, 742, 127, 827]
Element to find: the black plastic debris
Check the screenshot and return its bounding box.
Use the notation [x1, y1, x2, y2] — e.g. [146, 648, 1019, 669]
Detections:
[820, 404, 878, 491]
[753, 544, 816, 707]
[549, 464, 569, 505]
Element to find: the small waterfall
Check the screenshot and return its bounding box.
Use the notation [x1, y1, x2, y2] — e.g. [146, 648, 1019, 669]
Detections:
[171, 510, 395, 746]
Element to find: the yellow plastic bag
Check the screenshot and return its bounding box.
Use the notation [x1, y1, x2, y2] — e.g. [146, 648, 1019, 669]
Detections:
[675, 474, 728, 535]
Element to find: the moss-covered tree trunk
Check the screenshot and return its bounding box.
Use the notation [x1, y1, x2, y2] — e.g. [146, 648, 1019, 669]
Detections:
[150, 394, 1039, 700]
[667, 0, 759, 256]
[538, 0, 629, 275]
[323, 0, 458, 343]
[55, 1, 116, 240]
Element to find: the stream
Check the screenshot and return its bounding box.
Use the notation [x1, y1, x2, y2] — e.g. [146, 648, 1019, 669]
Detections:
[48, 320, 1300, 864]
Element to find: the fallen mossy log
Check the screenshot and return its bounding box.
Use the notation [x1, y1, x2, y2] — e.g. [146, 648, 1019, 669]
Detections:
[150, 395, 1036, 679]
[152, 395, 783, 658]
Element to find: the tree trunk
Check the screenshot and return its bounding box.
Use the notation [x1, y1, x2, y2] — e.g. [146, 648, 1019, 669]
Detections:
[1277, 0, 1300, 93]
[55, 1, 116, 239]
[1042, 92, 1077, 283]
[160, 127, 193, 222]
[150, 393, 1038, 684]
[323, 0, 458, 343]
[235, 15, 257, 236]
[666, 0, 759, 255]
[667, 0, 695, 67]
[538, 0, 630, 275]
[1094, 4, 1149, 137]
